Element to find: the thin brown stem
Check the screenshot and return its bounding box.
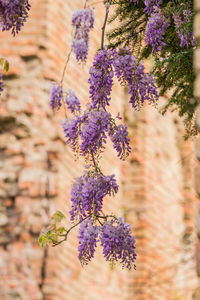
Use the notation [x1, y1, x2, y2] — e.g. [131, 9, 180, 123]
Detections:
[60, 0, 87, 88]
[60, 48, 72, 87]
[84, 0, 88, 8]
[91, 150, 98, 170]
[52, 214, 92, 247]
[101, 3, 110, 50]
[87, 0, 104, 7]
[98, 214, 117, 220]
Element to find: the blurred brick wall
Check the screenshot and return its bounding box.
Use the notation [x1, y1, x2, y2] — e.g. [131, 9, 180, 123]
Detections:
[0, 0, 198, 299]
[194, 0, 200, 298]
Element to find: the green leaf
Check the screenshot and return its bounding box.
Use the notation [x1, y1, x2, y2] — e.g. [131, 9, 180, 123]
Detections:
[4, 60, 9, 72]
[0, 58, 5, 68]
[56, 226, 67, 235]
[0, 58, 9, 72]
[46, 230, 53, 237]
[51, 211, 66, 223]
[38, 234, 50, 248]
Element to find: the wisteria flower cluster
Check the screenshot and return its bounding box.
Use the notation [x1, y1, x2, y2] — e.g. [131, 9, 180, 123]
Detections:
[65, 89, 81, 114]
[89, 48, 158, 109]
[99, 218, 136, 269]
[62, 107, 131, 160]
[112, 48, 158, 107]
[0, 0, 29, 97]
[78, 217, 136, 269]
[145, 6, 170, 53]
[173, 9, 195, 48]
[0, 0, 30, 35]
[70, 172, 118, 222]
[50, 82, 63, 111]
[144, 0, 163, 16]
[47, 43, 160, 267]
[88, 48, 114, 109]
[40, 5, 140, 270]
[78, 218, 99, 265]
[72, 8, 94, 62]
[131, 0, 195, 52]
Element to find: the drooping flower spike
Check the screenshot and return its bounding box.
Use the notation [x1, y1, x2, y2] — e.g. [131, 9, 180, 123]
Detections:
[72, 8, 94, 62]
[0, 0, 31, 36]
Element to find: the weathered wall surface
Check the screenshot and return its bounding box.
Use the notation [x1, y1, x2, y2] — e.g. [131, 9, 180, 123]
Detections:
[122, 98, 197, 300]
[194, 0, 200, 298]
[0, 0, 198, 299]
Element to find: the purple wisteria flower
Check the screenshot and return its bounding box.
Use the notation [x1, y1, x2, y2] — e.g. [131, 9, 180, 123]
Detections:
[78, 218, 99, 265]
[99, 218, 137, 269]
[80, 109, 111, 157]
[72, 8, 94, 62]
[88, 48, 115, 110]
[70, 172, 118, 222]
[62, 116, 81, 153]
[0, 72, 3, 95]
[50, 82, 63, 111]
[112, 48, 135, 85]
[109, 124, 131, 160]
[0, 0, 31, 36]
[145, 7, 170, 53]
[65, 89, 81, 114]
[173, 9, 195, 48]
[62, 108, 132, 160]
[134, 61, 159, 105]
[113, 49, 158, 108]
[144, 0, 163, 16]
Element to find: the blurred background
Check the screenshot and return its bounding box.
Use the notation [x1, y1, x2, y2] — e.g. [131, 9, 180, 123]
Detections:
[0, 0, 200, 299]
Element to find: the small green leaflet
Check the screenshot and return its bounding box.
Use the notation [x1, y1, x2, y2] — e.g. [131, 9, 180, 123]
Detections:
[0, 58, 9, 72]
[50, 211, 66, 223]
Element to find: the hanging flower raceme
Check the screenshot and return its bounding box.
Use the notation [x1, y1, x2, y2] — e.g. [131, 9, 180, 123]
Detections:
[89, 48, 158, 110]
[112, 49, 158, 108]
[50, 82, 63, 111]
[88, 48, 115, 110]
[145, 6, 170, 53]
[109, 124, 131, 160]
[65, 89, 81, 114]
[0, 0, 30, 35]
[62, 103, 132, 160]
[78, 218, 99, 266]
[144, 0, 163, 16]
[99, 218, 137, 269]
[80, 109, 111, 157]
[70, 172, 118, 222]
[62, 116, 81, 153]
[62, 109, 112, 157]
[78, 217, 137, 269]
[173, 9, 195, 48]
[72, 8, 94, 62]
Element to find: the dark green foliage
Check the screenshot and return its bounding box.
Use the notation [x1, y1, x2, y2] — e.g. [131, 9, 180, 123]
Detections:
[108, 0, 198, 137]
[108, 0, 147, 55]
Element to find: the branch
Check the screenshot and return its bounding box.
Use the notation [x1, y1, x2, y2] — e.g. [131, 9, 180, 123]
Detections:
[52, 214, 92, 246]
[87, 0, 105, 7]
[101, 2, 110, 50]
[60, 48, 72, 87]
[60, 0, 88, 87]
